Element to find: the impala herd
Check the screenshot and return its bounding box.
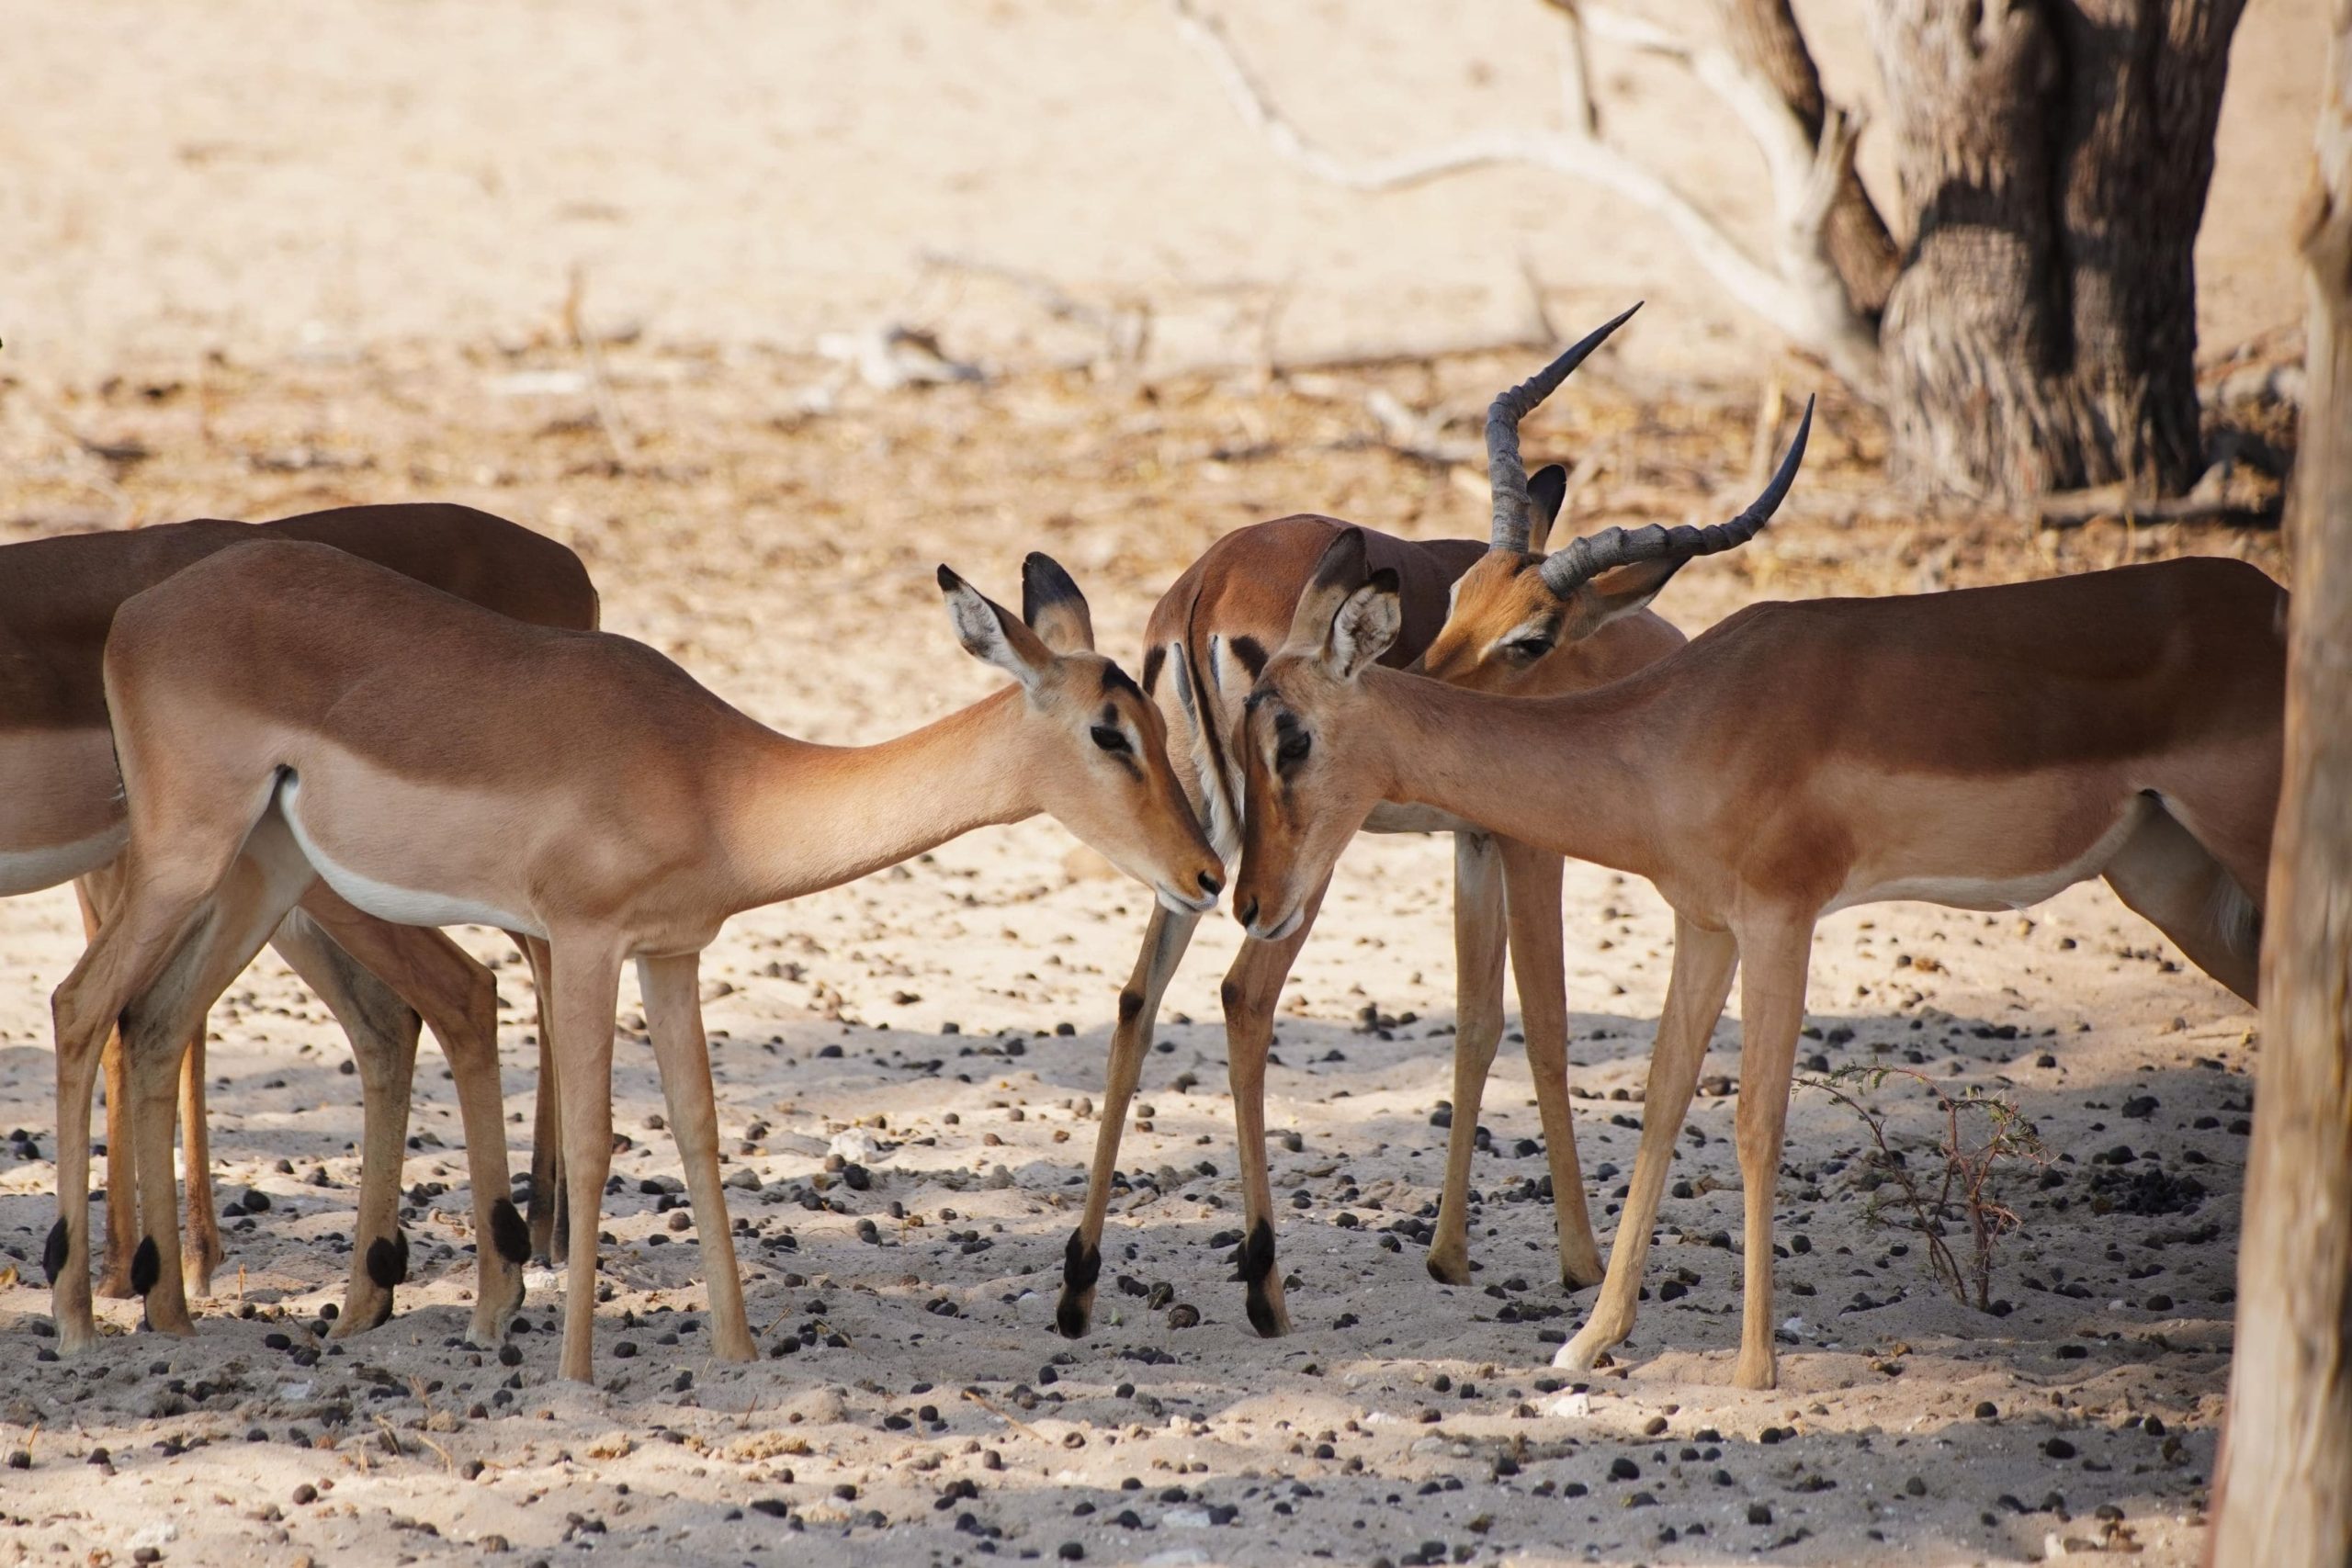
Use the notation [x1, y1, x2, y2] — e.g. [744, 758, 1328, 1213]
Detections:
[6, 311, 2283, 1391]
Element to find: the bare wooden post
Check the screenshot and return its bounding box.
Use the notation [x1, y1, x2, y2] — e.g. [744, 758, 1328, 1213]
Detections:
[2209, 5, 2352, 1561]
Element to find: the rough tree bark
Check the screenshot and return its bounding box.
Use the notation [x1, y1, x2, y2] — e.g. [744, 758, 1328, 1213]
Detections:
[1871, 0, 2244, 500]
[1724, 0, 1900, 321]
[2208, 4, 2352, 1561]
[1180, 0, 2248, 502]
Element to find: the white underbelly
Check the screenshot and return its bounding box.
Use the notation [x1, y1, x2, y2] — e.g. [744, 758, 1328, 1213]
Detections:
[1827, 797, 2149, 915]
[277, 774, 543, 936]
[0, 824, 129, 897]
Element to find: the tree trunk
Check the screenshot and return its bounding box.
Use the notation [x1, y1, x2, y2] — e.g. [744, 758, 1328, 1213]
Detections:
[2208, 4, 2352, 1562]
[1871, 0, 2244, 502]
[1723, 0, 1901, 321]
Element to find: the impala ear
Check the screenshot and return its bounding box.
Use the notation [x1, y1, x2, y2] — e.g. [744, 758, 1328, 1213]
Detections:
[1324, 567, 1402, 681]
[1283, 526, 1371, 654]
[1525, 464, 1569, 555]
[1021, 552, 1095, 655]
[940, 564, 1056, 693]
[1558, 557, 1684, 638]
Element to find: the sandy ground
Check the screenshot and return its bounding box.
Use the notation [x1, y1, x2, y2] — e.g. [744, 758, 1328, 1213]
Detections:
[0, 346, 2289, 1567]
[0, 1, 2322, 1562]
[0, 0, 2325, 384]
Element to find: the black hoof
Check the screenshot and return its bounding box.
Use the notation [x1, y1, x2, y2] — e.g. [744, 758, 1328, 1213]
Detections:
[43, 1220, 68, 1284]
[1057, 1229, 1102, 1337]
[366, 1233, 406, 1291]
[490, 1198, 530, 1264]
[130, 1236, 161, 1297]
[1228, 1221, 1281, 1337]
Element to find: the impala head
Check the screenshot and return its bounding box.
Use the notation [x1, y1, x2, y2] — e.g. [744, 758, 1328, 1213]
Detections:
[1230, 528, 1404, 942]
[936, 555, 1225, 916]
[1419, 305, 1810, 690]
[1233, 384, 1818, 942]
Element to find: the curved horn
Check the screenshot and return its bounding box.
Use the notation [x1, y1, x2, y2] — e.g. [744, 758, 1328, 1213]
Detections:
[1540, 395, 1815, 598]
[1487, 302, 1643, 552]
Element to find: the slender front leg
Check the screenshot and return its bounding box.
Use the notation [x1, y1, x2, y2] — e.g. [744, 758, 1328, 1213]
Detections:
[637, 952, 756, 1364]
[1555, 917, 1738, 1373]
[548, 942, 622, 1383]
[1727, 915, 1814, 1391]
[1220, 875, 1329, 1337]
[1498, 840, 1603, 1288]
[518, 934, 566, 1264]
[1428, 834, 1506, 1286]
[177, 1031, 222, 1296]
[1057, 906, 1200, 1337]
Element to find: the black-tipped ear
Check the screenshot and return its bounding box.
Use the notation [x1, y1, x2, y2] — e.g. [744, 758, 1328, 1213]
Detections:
[1283, 527, 1372, 653]
[942, 565, 1057, 693]
[1021, 552, 1095, 655]
[1527, 464, 1568, 554]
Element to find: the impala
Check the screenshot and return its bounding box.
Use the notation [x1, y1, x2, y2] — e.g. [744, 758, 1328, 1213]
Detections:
[1229, 491, 2281, 1388]
[10, 503, 596, 1349]
[57, 543, 1223, 1381]
[1057, 310, 1804, 1340]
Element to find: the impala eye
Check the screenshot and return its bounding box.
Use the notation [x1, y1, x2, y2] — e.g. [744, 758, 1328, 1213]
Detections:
[1091, 725, 1130, 753]
[1508, 636, 1556, 661]
[1276, 728, 1311, 766]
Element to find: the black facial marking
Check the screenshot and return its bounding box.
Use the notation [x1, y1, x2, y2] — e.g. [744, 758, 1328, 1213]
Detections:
[367, 1235, 404, 1291]
[1227, 636, 1268, 680]
[1056, 1228, 1103, 1337]
[1230, 1220, 1281, 1337]
[1100, 662, 1143, 704]
[130, 1236, 161, 1298]
[1141, 645, 1167, 695]
[491, 1198, 531, 1265]
[43, 1219, 68, 1283]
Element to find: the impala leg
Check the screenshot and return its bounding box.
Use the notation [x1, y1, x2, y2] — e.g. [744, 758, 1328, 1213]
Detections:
[1428, 834, 1505, 1287]
[51, 867, 230, 1353]
[1057, 906, 1200, 1337]
[1220, 876, 1327, 1338]
[78, 878, 141, 1301]
[1728, 917, 1813, 1391]
[177, 1032, 222, 1297]
[286, 900, 526, 1341]
[96, 1028, 141, 1297]
[1555, 918, 1736, 1374]
[120, 823, 315, 1338]
[519, 934, 566, 1264]
[1498, 839, 1603, 1290]
[2102, 807, 2264, 1005]
[548, 943, 622, 1383]
[638, 953, 756, 1363]
[265, 907, 419, 1336]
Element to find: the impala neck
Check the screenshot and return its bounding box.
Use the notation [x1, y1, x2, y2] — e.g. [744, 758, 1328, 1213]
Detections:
[1367, 667, 1668, 885]
[726, 686, 1043, 913]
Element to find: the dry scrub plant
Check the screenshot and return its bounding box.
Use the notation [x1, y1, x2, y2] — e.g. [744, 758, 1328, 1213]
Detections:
[1799, 1064, 2052, 1312]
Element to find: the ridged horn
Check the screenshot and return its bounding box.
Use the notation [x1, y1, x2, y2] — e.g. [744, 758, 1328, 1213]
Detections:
[1539, 395, 1815, 597]
[1486, 302, 1642, 551]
